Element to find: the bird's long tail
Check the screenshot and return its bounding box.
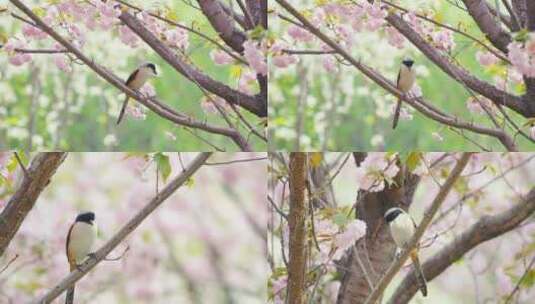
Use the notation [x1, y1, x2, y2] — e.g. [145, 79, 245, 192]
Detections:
[410, 249, 427, 297]
[116, 96, 129, 125]
[392, 99, 402, 129]
[65, 264, 76, 304]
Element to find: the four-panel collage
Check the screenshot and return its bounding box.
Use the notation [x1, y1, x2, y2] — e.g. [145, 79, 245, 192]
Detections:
[0, 1, 534, 304]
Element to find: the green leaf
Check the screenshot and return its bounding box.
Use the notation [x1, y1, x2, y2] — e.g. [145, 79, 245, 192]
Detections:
[523, 269, 535, 287]
[332, 212, 349, 226]
[154, 153, 171, 182]
[185, 177, 195, 188]
[248, 25, 266, 40]
[406, 152, 423, 172]
[309, 152, 323, 168]
[522, 117, 535, 127]
[513, 29, 530, 42]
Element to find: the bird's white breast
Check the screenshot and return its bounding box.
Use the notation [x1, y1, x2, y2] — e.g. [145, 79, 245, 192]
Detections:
[129, 67, 153, 90]
[68, 222, 97, 264]
[389, 214, 415, 248]
[398, 65, 416, 93]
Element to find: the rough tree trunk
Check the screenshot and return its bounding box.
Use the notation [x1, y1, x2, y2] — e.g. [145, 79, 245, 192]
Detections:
[336, 153, 420, 304]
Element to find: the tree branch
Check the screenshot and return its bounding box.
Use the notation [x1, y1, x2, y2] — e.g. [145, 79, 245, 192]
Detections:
[462, 0, 512, 53]
[387, 187, 535, 304]
[384, 13, 532, 118]
[512, 0, 527, 27]
[0, 152, 67, 256]
[197, 0, 247, 53]
[525, 0, 535, 30]
[118, 11, 266, 118]
[32, 153, 212, 304]
[288, 153, 307, 304]
[364, 153, 472, 304]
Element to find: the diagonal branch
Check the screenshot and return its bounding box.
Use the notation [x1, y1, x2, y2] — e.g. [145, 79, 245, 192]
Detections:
[0, 152, 67, 256]
[363, 153, 472, 304]
[462, 0, 512, 53]
[387, 187, 535, 304]
[32, 153, 212, 304]
[197, 0, 247, 53]
[118, 11, 266, 117]
[384, 13, 533, 118]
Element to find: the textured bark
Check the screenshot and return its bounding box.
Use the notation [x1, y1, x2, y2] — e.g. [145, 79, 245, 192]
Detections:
[309, 161, 336, 208]
[336, 155, 420, 304]
[387, 187, 535, 304]
[288, 153, 307, 304]
[197, 0, 247, 53]
[523, 0, 535, 98]
[0, 152, 67, 256]
[462, 0, 512, 53]
[364, 153, 471, 304]
[512, 0, 527, 26]
[526, 0, 535, 30]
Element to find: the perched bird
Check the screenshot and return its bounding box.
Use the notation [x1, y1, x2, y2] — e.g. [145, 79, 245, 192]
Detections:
[65, 212, 97, 304]
[392, 58, 416, 129]
[117, 62, 158, 125]
[384, 207, 427, 297]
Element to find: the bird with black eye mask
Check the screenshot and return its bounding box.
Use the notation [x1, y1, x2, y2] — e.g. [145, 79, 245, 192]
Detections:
[384, 207, 427, 297]
[65, 212, 97, 304]
[117, 62, 158, 125]
[392, 58, 416, 129]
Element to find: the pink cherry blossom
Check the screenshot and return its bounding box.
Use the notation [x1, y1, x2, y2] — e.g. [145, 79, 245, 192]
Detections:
[466, 96, 495, 115]
[507, 41, 535, 77]
[22, 24, 47, 40]
[530, 125, 535, 140]
[386, 26, 405, 49]
[200, 96, 231, 114]
[322, 55, 336, 72]
[272, 53, 298, 68]
[164, 28, 189, 50]
[334, 220, 366, 251]
[243, 40, 267, 76]
[54, 54, 71, 72]
[119, 25, 139, 47]
[355, 153, 398, 192]
[287, 25, 314, 42]
[476, 51, 499, 66]
[526, 34, 535, 55]
[432, 30, 455, 52]
[210, 49, 234, 65]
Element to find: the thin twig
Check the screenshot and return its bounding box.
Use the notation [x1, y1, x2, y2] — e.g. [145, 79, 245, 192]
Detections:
[0, 254, 19, 275]
[205, 156, 267, 166]
[13, 152, 28, 177]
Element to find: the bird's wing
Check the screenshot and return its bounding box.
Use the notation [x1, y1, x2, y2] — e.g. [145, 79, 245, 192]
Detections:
[125, 69, 138, 86]
[66, 223, 75, 269]
[410, 215, 418, 229]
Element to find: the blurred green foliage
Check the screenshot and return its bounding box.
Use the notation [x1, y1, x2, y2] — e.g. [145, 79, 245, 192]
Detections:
[0, 1, 263, 151]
